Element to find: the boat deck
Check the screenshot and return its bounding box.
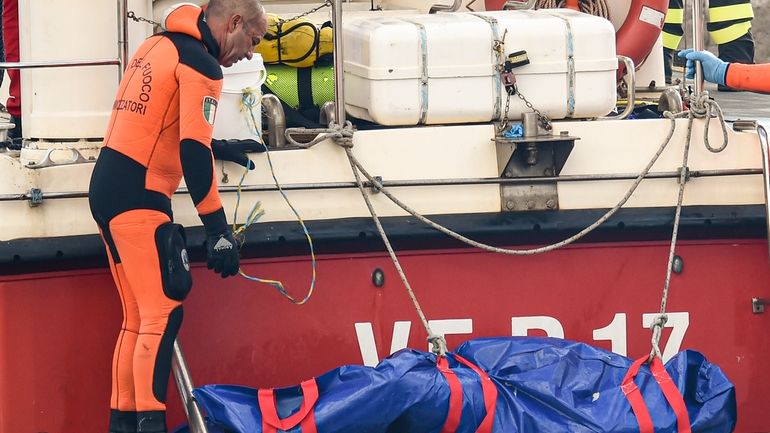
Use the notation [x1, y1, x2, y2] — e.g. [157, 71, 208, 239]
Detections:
[706, 81, 770, 121]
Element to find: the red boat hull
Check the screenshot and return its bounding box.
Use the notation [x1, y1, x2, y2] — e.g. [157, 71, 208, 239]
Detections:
[2, 239, 769, 432]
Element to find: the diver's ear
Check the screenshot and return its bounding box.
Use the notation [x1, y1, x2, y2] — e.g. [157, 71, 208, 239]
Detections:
[228, 13, 243, 33]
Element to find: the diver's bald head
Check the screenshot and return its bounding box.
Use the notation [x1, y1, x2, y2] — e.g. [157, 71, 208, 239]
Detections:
[205, 0, 267, 67]
[206, 0, 264, 23]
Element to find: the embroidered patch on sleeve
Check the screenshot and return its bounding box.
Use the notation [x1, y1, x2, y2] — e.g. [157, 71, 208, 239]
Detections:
[202, 96, 218, 125]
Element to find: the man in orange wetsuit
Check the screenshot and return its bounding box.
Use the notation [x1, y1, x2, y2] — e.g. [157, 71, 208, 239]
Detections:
[88, 1, 267, 432]
[678, 49, 770, 93]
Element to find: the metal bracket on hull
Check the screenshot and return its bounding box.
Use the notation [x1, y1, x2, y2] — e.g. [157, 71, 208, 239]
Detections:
[752, 298, 767, 314]
[28, 188, 43, 207]
[495, 134, 576, 211]
[24, 147, 94, 169]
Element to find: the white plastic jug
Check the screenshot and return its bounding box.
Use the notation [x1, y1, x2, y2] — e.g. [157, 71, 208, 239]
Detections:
[212, 54, 268, 140]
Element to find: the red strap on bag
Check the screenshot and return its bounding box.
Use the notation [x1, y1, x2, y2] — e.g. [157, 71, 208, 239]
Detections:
[437, 355, 498, 433]
[621, 357, 655, 433]
[258, 378, 319, 433]
[622, 355, 692, 433]
[650, 357, 692, 433]
[437, 356, 464, 433]
[453, 354, 498, 433]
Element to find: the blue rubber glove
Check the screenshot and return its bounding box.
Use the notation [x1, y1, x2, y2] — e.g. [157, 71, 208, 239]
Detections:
[678, 49, 728, 86]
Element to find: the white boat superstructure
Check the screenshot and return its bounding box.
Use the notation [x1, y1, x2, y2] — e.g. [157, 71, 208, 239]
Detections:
[2, 2, 770, 432]
[0, 0, 767, 245]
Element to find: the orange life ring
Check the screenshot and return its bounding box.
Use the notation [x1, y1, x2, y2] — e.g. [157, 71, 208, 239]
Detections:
[483, 0, 668, 79]
[614, 0, 668, 78]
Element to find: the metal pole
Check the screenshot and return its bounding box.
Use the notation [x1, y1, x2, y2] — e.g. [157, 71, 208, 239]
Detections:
[0, 168, 764, 202]
[118, 0, 129, 80]
[0, 59, 121, 70]
[172, 340, 210, 433]
[331, 0, 345, 124]
[691, 0, 705, 94]
[756, 121, 770, 259]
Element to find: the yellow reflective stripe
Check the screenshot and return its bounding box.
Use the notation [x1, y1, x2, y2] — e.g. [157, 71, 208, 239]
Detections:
[662, 32, 684, 50]
[709, 21, 752, 44]
[709, 3, 754, 22]
[664, 8, 684, 24]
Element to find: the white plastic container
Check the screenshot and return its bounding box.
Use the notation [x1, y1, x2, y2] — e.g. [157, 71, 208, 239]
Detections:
[342, 9, 618, 126]
[21, 0, 120, 139]
[212, 54, 268, 140]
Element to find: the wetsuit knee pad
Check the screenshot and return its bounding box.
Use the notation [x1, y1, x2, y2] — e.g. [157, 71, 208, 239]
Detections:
[155, 222, 192, 301]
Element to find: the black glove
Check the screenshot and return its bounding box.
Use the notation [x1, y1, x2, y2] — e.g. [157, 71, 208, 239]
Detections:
[210, 139, 267, 170]
[205, 230, 240, 278]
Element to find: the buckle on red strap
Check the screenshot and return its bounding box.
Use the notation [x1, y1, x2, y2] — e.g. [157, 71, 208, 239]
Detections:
[622, 355, 692, 433]
[258, 378, 319, 433]
[436, 354, 498, 433]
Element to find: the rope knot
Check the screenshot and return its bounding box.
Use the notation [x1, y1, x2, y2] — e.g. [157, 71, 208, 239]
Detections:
[681, 91, 729, 153]
[428, 335, 448, 357]
[649, 314, 668, 331]
[648, 313, 668, 361]
[688, 92, 711, 118]
[284, 121, 355, 148]
[328, 121, 355, 148]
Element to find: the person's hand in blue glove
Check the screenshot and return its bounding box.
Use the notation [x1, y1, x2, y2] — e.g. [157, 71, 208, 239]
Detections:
[210, 138, 267, 170]
[677, 49, 729, 86]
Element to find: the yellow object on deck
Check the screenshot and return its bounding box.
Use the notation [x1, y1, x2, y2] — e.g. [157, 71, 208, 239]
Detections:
[255, 14, 333, 68]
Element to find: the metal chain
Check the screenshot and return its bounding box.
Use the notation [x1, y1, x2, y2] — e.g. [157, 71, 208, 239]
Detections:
[499, 87, 552, 134]
[126, 2, 332, 33]
[516, 88, 553, 131]
[276, 0, 332, 24]
[127, 11, 160, 27]
[499, 92, 512, 133]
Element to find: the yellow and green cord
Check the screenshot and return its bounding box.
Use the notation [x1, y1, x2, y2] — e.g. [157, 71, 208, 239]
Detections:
[231, 88, 317, 305]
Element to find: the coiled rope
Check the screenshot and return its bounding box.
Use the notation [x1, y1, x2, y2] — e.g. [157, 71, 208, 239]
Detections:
[234, 90, 317, 305]
[535, 0, 610, 18]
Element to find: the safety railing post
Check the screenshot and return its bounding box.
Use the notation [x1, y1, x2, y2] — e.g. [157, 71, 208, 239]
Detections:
[118, 0, 129, 79]
[691, 0, 706, 94]
[172, 340, 210, 433]
[331, 0, 345, 125]
[756, 122, 770, 260]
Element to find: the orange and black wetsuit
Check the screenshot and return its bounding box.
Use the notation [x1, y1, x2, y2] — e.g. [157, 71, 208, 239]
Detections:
[89, 5, 225, 432]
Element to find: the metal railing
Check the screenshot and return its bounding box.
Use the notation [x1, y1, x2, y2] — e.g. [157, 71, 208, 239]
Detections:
[691, 0, 705, 94]
[172, 341, 209, 433]
[0, 59, 121, 70]
[1, 167, 764, 202]
[331, 0, 346, 125]
[0, 0, 126, 77]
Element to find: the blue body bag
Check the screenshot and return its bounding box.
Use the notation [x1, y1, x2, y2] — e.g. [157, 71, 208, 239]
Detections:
[190, 337, 736, 433]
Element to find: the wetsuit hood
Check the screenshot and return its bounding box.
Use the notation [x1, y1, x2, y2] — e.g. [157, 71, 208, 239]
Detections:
[162, 3, 220, 60]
